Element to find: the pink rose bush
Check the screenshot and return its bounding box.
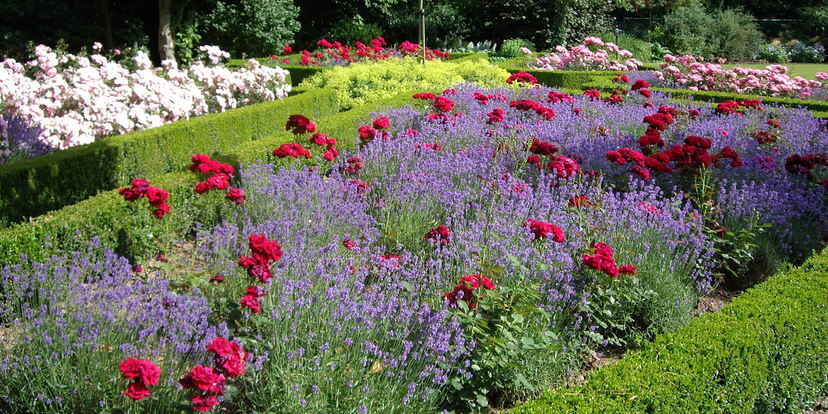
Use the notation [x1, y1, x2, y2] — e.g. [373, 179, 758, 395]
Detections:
[532, 37, 641, 71]
[654, 54, 823, 98]
[0, 44, 290, 151]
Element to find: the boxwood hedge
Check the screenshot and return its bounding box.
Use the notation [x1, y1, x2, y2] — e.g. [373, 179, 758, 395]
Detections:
[514, 250, 828, 413]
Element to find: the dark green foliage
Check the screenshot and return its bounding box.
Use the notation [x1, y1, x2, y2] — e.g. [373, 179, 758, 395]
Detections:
[325, 15, 383, 44]
[0, 92, 419, 270]
[201, 0, 301, 57]
[0, 88, 340, 227]
[497, 38, 536, 59]
[444, 264, 579, 411]
[711, 8, 764, 61]
[655, 5, 764, 60]
[514, 250, 828, 413]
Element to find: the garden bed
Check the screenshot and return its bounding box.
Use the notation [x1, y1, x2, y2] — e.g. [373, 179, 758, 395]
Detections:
[1, 79, 825, 412]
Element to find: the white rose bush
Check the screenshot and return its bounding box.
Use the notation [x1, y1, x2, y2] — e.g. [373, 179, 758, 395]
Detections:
[0, 44, 291, 154]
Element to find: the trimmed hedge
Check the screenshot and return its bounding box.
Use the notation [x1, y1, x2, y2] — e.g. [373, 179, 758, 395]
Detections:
[582, 76, 828, 113]
[0, 92, 419, 270]
[514, 251, 828, 413]
[503, 68, 619, 90]
[0, 88, 341, 228]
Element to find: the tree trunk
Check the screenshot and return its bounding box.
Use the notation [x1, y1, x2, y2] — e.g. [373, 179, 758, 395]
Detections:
[158, 0, 175, 62]
[94, 0, 114, 49]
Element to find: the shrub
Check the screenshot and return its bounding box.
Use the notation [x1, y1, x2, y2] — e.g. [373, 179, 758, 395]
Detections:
[325, 15, 383, 44]
[200, 0, 301, 58]
[514, 250, 828, 413]
[657, 6, 764, 61]
[498, 38, 536, 58]
[300, 58, 509, 110]
[656, 5, 717, 58]
[785, 40, 825, 63]
[757, 44, 789, 63]
[712, 8, 764, 61]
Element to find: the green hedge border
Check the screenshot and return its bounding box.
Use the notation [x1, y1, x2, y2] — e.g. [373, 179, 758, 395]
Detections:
[0, 92, 419, 270]
[0, 88, 342, 228]
[514, 250, 828, 413]
[502, 67, 618, 90]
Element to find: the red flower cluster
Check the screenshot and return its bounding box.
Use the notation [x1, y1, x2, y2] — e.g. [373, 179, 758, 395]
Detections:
[308, 133, 339, 161]
[752, 129, 779, 145]
[530, 137, 559, 156]
[568, 194, 592, 208]
[547, 91, 574, 103]
[240, 285, 265, 314]
[433, 96, 455, 113]
[119, 358, 160, 401]
[473, 91, 507, 105]
[509, 99, 556, 120]
[583, 89, 601, 100]
[638, 106, 678, 151]
[738, 99, 762, 110]
[603, 89, 626, 105]
[272, 143, 312, 159]
[767, 118, 781, 128]
[613, 73, 630, 83]
[486, 108, 504, 124]
[524, 219, 565, 242]
[785, 153, 828, 177]
[282, 45, 292, 55]
[716, 100, 740, 115]
[412, 92, 436, 100]
[189, 154, 245, 204]
[414, 142, 443, 152]
[238, 234, 283, 284]
[548, 155, 581, 178]
[712, 146, 744, 168]
[285, 114, 317, 135]
[372, 116, 390, 130]
[344, 156, 363, 174]
[425, 225, 451, 246]
[180, 337, 248, 412]
[581, 242, 636, 278]
[606, 147, 646, 167]
[631, 79, 649, 91]
[506, 71, 538, 85]
[119, 178, 170, 219]
[443, 274, 495, 309]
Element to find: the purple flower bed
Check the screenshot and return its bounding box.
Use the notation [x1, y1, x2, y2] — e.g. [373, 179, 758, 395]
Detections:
[1, 81, 825, 412]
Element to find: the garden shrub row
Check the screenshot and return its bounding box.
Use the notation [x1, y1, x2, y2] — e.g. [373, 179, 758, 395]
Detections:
[503, 67, 619, 90]
[514, 250, 828, 414]
[582, 77, 828, 113]
[0, 92, 420, 270]
[0, 88, 340, 227]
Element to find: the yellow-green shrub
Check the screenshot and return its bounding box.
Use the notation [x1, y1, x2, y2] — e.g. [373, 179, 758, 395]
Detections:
[300, 57, 510, 110]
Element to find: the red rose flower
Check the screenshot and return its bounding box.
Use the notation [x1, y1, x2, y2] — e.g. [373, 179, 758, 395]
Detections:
[179, 365, 226, 394]
[191, 394, 220, 413]
[226, 188, 246, 205]
[372, 116, 390, 130]
[124, 382, 151, 401]
[425, 225, 451, 246]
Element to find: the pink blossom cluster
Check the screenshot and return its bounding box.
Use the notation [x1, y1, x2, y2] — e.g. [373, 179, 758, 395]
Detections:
[532, 37, 641, 71]
[0, 44, 291, 150]
[655, 54, 822, 98]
